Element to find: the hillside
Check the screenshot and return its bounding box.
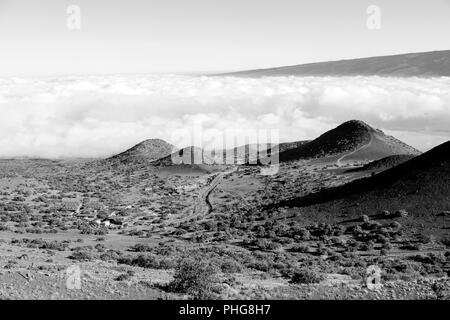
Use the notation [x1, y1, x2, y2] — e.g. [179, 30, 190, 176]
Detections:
[149, 146, 231, 175]
[106, 139, 176, 165]
[275, 140, 450, 218]
[216, 140, 310, 164]
[278, 120, 420, 163]
[153, 146, 208, 166]
[346, 154, 416, 173]
[220, 50, 450, 78]
[278, 141, 311, 153]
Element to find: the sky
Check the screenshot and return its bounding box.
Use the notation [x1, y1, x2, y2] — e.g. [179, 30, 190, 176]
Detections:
[0, 0, 449, 158]
[1, 0, 450, 76]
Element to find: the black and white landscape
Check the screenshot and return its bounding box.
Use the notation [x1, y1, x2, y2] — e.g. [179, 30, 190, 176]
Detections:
[0, 0, 449, 300]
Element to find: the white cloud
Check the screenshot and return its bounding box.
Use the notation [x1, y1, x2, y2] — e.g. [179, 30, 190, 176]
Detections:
[0, 74, 449, 158]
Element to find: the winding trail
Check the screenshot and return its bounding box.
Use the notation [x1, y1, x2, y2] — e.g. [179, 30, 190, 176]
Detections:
[200, 168, 237, 216]
[177, 168, 236, 223]
[336, 137, 373, 167]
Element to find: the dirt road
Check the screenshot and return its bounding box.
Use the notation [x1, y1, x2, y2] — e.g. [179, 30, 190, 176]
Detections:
[336, 137, 373, 167]
[175, 168, 236, 223]
[196, 168, 237, 216]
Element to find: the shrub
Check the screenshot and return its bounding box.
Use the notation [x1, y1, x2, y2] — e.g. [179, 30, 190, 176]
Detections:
[295, 228, 310, 241]
[169, 257, 219, 299]
[350, 225, 363, 235]
[362, 221, 381, 230]
[400, 242, 422, 251]
[333, 225, 346, 236]
[390, 221, 402, 229]
[331, 237, 344, 246]
[11, 238, 68, 251]
[375, 234, 389, 244]
[100, 249, 122, 261]
[440, 237, 450, 248]
[25, 228, 43, 234]
[247, 259, 270, 272]
[220, 259, 243, 274]
[131, 243, 152, 252]
[119, 254, 159, 269]
[95, 244, 106, 252]
[40, 240, 68, 251]
[255, 239, 281, 251]
[359, 241, 374, 251]
[0, 224, 11, 231]
[118, 254, 175, 269]
[115, 271, 135, 281]
[431, 281, 450, 300]
[69, 250, 94, 261]
[290, 269, 325, 284]
[395, 209, 408, 218]
[291, 244, 312, 253]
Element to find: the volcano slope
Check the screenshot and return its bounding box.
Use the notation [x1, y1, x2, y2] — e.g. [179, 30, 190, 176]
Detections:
[275, 140, 450, 237]
[105, 139, 177, 166]
[278, 120, 420, 164]
[205, 120, 424, 222]
[151, 145, 229, 175]
[346, 154, 416, 173]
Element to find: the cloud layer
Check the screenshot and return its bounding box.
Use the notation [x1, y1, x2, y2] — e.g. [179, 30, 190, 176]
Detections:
[0, 75, 449, 158]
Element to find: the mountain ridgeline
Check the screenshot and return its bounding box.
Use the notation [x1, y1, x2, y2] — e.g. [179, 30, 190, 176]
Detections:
[220, 50, 450, 78]
[278, 120, 421, 163]
[105, 120, 421, 166]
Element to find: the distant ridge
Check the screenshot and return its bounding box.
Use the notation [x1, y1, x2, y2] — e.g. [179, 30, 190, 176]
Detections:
[279, 120, 421, 163]
[104, 120, 420, 167]
[150, 146, 228, 174]
[153, 146, 208, 166]
[219, 50, 450, 78]
[152, 141, 311, 166]
[218, 141, 310, 164]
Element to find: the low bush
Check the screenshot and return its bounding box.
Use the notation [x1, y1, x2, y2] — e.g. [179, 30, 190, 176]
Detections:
[69, 250, 94, 261]
[118, 254, 176, 270]
[169, 257, 219, 299]
[220, 259, 243, 274]
[290, 269, 325, 284]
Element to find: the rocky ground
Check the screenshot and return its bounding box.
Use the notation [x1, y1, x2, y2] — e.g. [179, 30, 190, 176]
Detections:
[0, 153, 448, 300]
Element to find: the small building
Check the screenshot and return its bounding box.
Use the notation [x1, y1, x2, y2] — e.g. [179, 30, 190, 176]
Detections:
[59, 200, 82, 215]
[103, 218, 123, 228]
[108, 212, 117, 218]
